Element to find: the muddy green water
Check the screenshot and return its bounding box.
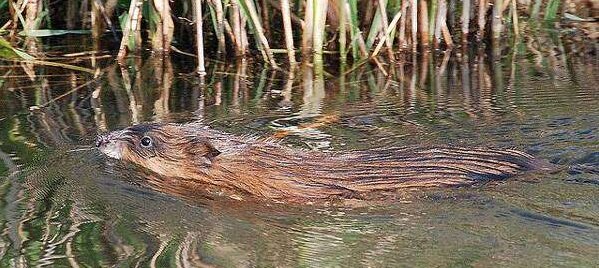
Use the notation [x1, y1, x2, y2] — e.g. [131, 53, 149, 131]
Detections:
[0, 42, 598, 267]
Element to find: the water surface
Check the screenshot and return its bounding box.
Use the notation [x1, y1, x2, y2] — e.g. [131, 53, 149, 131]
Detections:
[0, 38, 598, 267]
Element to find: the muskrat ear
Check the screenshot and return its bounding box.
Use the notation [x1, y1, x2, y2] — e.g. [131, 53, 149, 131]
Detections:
[189, 138, 221, 166]
[203, 142, 221, 160]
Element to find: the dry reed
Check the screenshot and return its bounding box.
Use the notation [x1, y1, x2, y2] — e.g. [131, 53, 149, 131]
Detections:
[0, 0, 570, 69]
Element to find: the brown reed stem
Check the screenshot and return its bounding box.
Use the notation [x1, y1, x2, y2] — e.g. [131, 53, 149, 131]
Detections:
[151, 0, 174, 53]
[240, 10, 249, 55]
[376, 0, 394, 60]
[371, 10, 401, 58]
[398, 0, 409, 49]
[223, 18, 237, 45]
[410, 0, 418, 52]
[210, 0, 226, 54]
[231, 1, 244, 55]
[441, 20, 454, 47]
[7, 1, 20, 37]
[418, 0, 429, 48]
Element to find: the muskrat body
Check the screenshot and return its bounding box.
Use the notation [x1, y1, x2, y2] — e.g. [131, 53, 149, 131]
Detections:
[96, 123, 545, 201]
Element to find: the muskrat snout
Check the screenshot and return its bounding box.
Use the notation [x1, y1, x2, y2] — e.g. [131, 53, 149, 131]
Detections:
[95, 135, 108, 148]
[94, 132, 125, 159]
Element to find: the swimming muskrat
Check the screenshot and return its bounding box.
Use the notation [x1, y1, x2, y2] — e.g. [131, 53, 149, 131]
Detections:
[95, 123, 548, 202]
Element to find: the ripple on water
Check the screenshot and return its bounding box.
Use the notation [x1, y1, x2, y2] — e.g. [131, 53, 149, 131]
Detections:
[1, 50, 598, 266]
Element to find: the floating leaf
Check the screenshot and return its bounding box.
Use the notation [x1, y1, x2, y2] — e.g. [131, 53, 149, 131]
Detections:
[564, 13, 595, 22]
[18, 29, 91, 37]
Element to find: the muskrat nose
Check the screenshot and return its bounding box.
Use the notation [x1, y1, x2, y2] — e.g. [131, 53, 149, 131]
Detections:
[95, 135, 107, 147]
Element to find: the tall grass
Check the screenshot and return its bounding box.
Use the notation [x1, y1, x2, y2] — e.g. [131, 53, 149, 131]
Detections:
[0, 0, 571, 68]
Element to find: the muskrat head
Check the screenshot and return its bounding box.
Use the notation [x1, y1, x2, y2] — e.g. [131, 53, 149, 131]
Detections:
[95, 123, 221, 175]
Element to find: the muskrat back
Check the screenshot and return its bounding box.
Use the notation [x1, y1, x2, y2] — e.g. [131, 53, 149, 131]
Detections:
[96, 123, 549, 201]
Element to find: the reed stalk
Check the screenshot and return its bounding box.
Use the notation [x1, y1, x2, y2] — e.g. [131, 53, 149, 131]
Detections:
[230, 1, 244, 55]
[312, 0, 328, 62]
[544, 0, 560, 21]
[338, 0, 347, 62]
[117, 0, 142, 59]
[418, 0, 429, 48]
[531, 0, 542, 19]
[477, 0, 488, 40]
[0, 0, 577, 67]
[281, 0, 296, 64]
[434, 0, 443, 47]
[492, 0, 503, 39]
[398, 0, 409, 49]
[447, 0, 456, 33]
[434, 0, 452, 48]
[150, 0, 174, 52]
[24, 0, 41, 32]
[301, 0, 314, 58]
[376, 0, 394, 59]
[366, 2, 383, 49]
[371, 10, 401, 58]
[239, 10, 249, 53]
[260, 0, 271, 38]
[429, 0, 437, 41]
[194, 0, 206, 75]
[511, 0, 519, 39]
[461, 0, 471, 43]
[221, 18, 236, 45]
[237, 0, 277, 67]
[410, 0, 418, 52]
[441, 18, 453, 47]
[91, 0, 116, 40]
[209, 0, 226, 54]
[7, 0, 20, 36]
[91, 1, 100, 39]
[343, 0, 368, 59]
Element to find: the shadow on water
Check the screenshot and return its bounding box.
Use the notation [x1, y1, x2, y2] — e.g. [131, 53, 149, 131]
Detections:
[0, 34, 598, 266]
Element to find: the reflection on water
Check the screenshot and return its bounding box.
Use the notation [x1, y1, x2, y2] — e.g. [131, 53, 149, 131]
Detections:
[0, 37, 598, 266]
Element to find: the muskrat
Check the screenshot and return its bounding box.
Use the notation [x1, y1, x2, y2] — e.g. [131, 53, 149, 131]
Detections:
[95, 123, 548, 202]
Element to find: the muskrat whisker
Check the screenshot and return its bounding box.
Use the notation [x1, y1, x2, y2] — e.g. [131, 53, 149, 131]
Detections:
[67, 147, 95, 152]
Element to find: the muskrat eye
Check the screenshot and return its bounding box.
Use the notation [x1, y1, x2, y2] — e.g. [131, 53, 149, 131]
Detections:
[140, 136, 153, 148]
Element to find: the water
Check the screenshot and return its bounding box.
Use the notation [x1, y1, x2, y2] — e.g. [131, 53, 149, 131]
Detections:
[0, 38, 598, 267]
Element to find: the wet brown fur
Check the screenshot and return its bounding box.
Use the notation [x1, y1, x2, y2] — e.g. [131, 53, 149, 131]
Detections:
[99, 123, 544, 202]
